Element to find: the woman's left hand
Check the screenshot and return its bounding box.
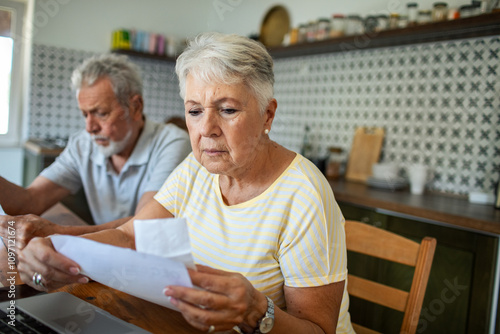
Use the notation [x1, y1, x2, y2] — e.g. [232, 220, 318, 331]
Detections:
[164, 264, 267, 333]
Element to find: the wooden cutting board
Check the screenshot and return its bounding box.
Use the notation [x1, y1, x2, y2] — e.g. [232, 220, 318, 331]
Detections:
[345, 127, 385, 182]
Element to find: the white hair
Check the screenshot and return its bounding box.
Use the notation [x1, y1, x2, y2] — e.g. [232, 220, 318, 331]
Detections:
[175, 32, 274, 114]
[71, 53, 143, 112]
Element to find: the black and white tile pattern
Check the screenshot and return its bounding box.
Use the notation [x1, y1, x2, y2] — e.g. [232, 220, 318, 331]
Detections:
[29, 44, 184, 140]
[271, 37, 500, 195]
[29, 37, 500, 195]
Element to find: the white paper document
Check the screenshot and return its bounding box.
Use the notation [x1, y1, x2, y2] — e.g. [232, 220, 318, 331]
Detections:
[51, 218, 195, 311]
[134, 218, 195, 269]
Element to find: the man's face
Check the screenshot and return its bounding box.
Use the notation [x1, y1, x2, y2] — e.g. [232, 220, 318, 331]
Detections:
[77, 78, 134, 157]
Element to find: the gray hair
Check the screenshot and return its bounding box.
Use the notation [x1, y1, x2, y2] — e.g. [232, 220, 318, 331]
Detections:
[71, 54, 143, 112]
[175, 32, 274, 114]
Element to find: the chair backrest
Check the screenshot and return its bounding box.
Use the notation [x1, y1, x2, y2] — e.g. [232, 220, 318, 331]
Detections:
[344, 220, 436, 334]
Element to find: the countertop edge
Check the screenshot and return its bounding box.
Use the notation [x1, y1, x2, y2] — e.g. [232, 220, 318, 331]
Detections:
[330, 179, 500, 235]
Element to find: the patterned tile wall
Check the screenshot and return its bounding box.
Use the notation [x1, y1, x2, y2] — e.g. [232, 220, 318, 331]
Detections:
[29, 37, 500, 195]
[29, 44, 185, 140]
[271, 37, 500, 195]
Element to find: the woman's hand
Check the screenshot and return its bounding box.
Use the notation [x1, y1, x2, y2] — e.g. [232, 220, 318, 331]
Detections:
[17, 237, 89, 291]
[164, 264, 268, 333]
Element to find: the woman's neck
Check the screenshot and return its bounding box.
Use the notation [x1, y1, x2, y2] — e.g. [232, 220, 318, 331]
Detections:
[219, 143, 296, 205]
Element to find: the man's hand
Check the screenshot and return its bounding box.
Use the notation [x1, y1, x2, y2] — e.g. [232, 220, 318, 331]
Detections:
[0, 214, 61, 250]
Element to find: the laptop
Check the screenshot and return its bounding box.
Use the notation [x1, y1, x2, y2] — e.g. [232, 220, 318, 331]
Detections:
[0, 291, 150, 333]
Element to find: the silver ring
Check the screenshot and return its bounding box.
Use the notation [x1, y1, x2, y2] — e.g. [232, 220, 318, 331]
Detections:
[32, 272, 43, 286]
[207, 325, 215, 333]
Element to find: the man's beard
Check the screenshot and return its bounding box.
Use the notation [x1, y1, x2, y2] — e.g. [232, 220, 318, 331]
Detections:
[92, 128, 133, 158]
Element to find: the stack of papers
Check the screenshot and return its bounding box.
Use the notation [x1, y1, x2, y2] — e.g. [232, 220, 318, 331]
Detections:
[52, 218, 195, 311]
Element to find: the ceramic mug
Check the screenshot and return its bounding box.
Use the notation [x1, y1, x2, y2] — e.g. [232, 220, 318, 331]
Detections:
[408, 164, 433, 195]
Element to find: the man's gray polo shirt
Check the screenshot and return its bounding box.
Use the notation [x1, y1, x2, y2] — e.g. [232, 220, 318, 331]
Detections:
[40, 119, 191, 224]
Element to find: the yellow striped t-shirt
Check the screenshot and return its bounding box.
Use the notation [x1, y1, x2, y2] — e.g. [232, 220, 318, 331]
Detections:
[154, 153, 354, 333]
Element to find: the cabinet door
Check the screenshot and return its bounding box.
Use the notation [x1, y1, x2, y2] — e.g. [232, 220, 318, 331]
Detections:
[339, 202, 498, 334]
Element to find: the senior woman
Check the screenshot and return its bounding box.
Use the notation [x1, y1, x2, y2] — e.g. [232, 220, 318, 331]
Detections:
[18, 32, 354, 334]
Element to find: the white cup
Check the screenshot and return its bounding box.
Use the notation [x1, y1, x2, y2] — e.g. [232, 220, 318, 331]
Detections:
[408, 164, 433, 195]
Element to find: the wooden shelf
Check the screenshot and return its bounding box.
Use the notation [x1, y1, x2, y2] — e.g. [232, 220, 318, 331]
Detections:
[112, 12, 500, 62]
[111, 48, 177, 62]
[268, 11, 500, 58]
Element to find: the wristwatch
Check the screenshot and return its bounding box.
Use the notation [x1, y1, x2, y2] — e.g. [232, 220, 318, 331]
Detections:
[253, 296, 274, 334]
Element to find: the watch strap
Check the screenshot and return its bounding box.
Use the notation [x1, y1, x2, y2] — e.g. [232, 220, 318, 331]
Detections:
[253, 296, 274, 334]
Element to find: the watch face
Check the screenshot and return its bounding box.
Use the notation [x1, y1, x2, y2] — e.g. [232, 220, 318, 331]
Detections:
[260, 317, 274, 333]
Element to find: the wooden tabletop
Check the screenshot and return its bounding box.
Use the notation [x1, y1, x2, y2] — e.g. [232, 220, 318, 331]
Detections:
[58, 282, 205, 334]
[330, 179, 500, 235]
[0, 205, 234, 333]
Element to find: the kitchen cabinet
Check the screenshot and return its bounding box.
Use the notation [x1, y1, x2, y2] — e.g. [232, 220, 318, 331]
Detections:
[23, 139, 94, 224]
[340, 202, 498, 334]
[112, 12, 500, 62]
[23, 139, 65, 186]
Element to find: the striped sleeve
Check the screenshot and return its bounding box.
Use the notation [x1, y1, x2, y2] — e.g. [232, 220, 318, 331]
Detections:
[277, 156, 347, 287]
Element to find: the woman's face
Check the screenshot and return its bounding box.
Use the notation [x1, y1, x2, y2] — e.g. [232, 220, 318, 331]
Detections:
[184, 74, 275, 177]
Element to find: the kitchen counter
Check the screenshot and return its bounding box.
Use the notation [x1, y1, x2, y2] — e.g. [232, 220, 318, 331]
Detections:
[24, 138, 66, 156]
[329, 179, 500, 235]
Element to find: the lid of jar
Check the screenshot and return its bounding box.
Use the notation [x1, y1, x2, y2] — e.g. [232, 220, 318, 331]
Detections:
[377, 14, 389, 18]
[389, 13, 400, 17]
[407, 2, 418, 7]
[347, 14, 362, 19]
[418, 9, 432, 14]
[318, 18, 330, 22]
[332, 14, 345, 18]
[433, 2, 448, 7]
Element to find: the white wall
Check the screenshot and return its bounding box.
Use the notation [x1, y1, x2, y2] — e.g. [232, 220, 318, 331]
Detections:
[0, 148, 24, 185]
[33, 0, 468, 52]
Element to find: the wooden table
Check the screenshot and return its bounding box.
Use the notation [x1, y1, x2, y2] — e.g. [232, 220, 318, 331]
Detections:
[58, 281, 205, 333]
[0, 282, 205, 333]
[0, 205, 230, 333]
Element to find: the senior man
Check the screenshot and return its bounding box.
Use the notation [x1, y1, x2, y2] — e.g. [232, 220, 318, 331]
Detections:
[0, 54, 191, 249]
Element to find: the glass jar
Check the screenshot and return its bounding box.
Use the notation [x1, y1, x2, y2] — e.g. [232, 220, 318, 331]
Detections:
[364, 16, 379, 33]
[389, 13, 400, 29]
[326, 147, 344, 180]
[432, 2, 448, 21]
[447, 7, 460, 19]
[316, 18, 330, 40]
[418, 10, 432, 24]
[330, 14, 345, 38]
[376, 15, 389, 31]
[407, 2, 419, 25]
[298, 24, 307, 43]
[306, 21, 317, 42]
[471, 1, 482, 15]
[398, 15, 409, 28]
[289, 27, 299, 45]
[459, 5, 473, 18]
[345, 15, 364, 35]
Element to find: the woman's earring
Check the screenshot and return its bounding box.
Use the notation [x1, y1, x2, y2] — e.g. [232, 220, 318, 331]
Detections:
[264, 129, 270, 135]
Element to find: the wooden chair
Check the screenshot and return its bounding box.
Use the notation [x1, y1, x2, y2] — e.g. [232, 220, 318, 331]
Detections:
[344, 220, 437, 334]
